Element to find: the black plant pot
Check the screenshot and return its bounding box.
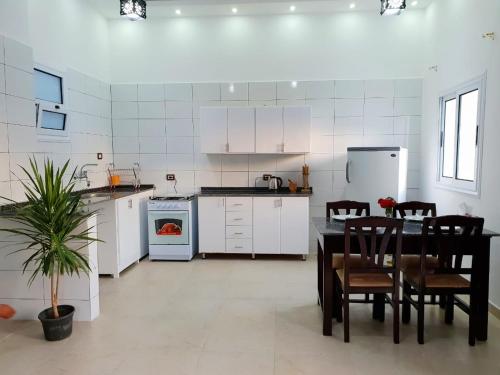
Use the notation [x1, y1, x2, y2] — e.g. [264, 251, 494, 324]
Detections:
[38, 305, 75, 341]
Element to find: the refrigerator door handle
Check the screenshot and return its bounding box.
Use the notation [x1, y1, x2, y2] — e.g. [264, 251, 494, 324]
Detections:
[346, 160, 351, 183]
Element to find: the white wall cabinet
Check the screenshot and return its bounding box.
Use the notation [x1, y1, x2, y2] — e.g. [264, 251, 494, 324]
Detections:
[199, 195, 309, 257]
[201, 105, 310, 154]
[198, 196, 226, 253]
[228, 107, 255, 153]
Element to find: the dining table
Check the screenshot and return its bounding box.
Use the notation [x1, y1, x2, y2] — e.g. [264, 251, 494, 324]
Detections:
[312, 217, 500, 339]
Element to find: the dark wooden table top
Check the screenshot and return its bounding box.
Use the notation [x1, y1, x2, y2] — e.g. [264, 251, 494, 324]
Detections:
[312, 217, 500, 238]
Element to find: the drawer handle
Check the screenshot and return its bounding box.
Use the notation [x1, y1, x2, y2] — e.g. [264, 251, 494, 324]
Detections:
[235, 246, 243, 249]
[233, 203, 244, 206]
[234, 232, 243, 235]
[233, 218, 243, 221]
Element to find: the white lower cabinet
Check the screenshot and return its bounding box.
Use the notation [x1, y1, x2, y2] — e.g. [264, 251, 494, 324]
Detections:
[253, 197, 281, 254]
[198, 196, 226, 253]
[199, 195, 309, 256]
[96, 191, 151, 278]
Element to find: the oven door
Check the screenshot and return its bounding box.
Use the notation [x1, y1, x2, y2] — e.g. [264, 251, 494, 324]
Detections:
[148, 210, 190, 245]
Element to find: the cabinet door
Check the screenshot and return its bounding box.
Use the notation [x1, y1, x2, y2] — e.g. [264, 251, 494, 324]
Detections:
[253, 197, 281, 254]
[280, 197, 309, 255]
[228, 107, 255, 153]
[117, 198, 141, 270]
[256, 107, 284, 153]
[200, 107, 228, 153]
[198, 197, 226, 253]
[283, 106, 311, 153]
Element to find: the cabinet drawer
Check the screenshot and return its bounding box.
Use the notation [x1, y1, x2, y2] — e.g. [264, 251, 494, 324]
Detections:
[226, 226, 252, 239]
[225, 197, 252, 211]
[226, 211, 252, 226]
[226, 239, 252, 253]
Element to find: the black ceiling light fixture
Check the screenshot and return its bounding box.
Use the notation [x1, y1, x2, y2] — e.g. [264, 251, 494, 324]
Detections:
[380, 0, 406, 16]
[120, 0, 147, 21]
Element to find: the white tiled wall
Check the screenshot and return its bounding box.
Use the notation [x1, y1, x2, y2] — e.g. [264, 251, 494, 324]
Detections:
[111, 79, 422, 249]
[0, 34, 113, 204]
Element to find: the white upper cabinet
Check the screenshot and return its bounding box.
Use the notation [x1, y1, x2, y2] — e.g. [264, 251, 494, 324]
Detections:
[283, 106, 311, 153]
[256, 107, 283, 153]
[228, 107, 255, 153]
[201, 105, 310, 154]
[200, 107, 227, 153]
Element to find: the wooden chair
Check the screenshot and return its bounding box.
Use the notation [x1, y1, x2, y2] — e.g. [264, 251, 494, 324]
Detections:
[393, 202, 440, 305]
[402, 215, 484, 346]
[334, 217, 404, 343]
[326, 201, 371, 321]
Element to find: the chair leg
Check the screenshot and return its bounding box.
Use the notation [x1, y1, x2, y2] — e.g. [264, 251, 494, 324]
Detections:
[343, 292, 350, 343]
[430, 295, 437, 305]
[334, 276, 343, 323]
[417, 292, 425, 344]
[445, 294, 454, 325]
[439, 294, 446, 309]
[373, 294, 385, 322]
[468, 291, 476, 346]
[393, 291, 400, 344]
[402, 281, 411, 324]
[332, 275, 338, 319]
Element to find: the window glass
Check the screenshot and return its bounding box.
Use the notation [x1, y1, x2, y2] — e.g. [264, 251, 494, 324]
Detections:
[456, 90, 479, 181]
[40, 111, 66, 131]
[442, 98, 456, 178]
[34, 69, 63, 104]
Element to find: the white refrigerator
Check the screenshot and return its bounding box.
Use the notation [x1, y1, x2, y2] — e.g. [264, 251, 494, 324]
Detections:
[345, 147, 408, 216]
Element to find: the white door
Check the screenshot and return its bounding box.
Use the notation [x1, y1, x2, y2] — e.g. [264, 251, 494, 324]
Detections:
[200, 107, 227, 153]
[117, 198, 140, 270]
[228, 107, 255, 153]
[283, 106, 311, 153]
[346, 148, 406, 216]
[253, 197, 281, 254]
[198, 197, 226, 253]
[255, 107, 284, 153]
[280, 197, 309, 255]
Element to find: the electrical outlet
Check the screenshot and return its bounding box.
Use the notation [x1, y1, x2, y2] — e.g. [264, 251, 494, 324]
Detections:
[97, 153, 103, 160]
[263, 174, 272, 181]
[166, 174, 176, 181]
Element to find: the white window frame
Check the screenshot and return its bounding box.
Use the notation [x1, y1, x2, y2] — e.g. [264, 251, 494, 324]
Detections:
[34, 64, 70, 142]
[436, 73, 486, 196]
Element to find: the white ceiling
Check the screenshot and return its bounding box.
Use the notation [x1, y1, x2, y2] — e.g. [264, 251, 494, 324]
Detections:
[88, 0, 432, 19]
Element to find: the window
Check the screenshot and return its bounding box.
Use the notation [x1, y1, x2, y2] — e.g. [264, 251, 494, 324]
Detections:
[437, 74, 486, 195]
[34, 66, 69, 139]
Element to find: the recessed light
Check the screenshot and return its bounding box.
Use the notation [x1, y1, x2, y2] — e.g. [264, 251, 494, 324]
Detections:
[175, 9, 181, 15]
[291, 81, 298, 88]
[290, 5, 296, 12]
[411, 1, 418, 6]
[350, 3, 356, 9]
[232, 7, 238, 14]
[229, 84, 235, 93]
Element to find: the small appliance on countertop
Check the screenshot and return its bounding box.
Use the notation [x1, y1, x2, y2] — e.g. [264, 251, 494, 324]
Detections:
[147, 195, 198, 261]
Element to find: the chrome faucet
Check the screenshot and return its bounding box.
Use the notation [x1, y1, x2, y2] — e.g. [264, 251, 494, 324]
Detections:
[75, 164, 98, 187]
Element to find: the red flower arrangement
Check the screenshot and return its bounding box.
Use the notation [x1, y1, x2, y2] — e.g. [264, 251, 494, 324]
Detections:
[378, 197, 396, 217]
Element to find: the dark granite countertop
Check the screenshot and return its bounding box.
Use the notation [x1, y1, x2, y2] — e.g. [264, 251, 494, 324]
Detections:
[198, 187, 313, 197]
[0, 185, 155, 216]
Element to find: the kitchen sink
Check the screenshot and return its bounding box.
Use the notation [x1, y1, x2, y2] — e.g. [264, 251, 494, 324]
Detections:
[80, 192, 112, 205]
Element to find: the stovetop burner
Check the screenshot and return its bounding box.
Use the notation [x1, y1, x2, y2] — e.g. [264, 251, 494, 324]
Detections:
[150, 196, 194, 201]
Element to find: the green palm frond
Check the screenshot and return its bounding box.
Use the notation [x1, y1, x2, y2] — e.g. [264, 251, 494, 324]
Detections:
[0, 157, 100, 290]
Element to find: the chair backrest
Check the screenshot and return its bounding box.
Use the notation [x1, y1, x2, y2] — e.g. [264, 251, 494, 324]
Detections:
[421, 215, 484, 277]
[393, 201, 437, 218]
[343, 217, 404, 281]
[326, 200, 370, 218]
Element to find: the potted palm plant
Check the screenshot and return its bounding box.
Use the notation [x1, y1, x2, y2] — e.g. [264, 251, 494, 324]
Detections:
[1, 158, 99, 341]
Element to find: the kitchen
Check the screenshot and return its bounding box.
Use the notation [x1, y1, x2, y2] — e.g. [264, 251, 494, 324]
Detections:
[0, 0, 499, 373]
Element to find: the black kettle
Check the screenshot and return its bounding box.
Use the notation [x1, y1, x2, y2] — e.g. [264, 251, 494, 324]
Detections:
[269, 176, 283, 190]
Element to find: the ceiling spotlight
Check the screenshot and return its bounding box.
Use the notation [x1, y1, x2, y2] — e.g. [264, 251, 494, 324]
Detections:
[229, 84, 235, 93]
[175, 9, 181, 15]
[232, 7, 238, 14]
[411, 0, 418, 6]
[349, 3, 356, 9]
[120, 0, 146, 21]
[291, 81, 298, 88]
[290, 5, 296, 12]
[380, 0, 406, 16]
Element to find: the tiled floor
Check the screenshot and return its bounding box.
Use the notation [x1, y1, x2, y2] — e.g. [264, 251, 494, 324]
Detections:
[1, 256, 500, 374]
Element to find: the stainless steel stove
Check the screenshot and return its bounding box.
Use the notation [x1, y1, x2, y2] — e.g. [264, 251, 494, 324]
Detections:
[147, 196, 198, 261]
